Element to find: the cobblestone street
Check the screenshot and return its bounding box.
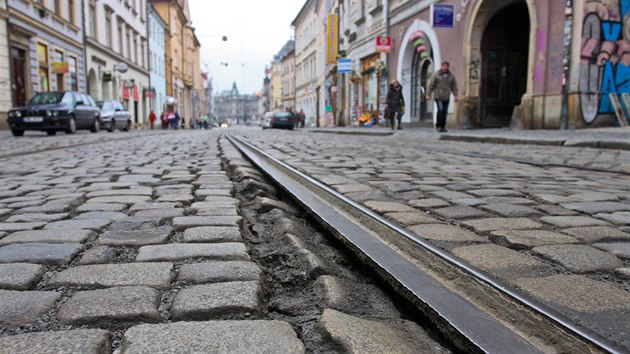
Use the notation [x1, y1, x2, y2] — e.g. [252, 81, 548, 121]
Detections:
[0, 127, 629, 352]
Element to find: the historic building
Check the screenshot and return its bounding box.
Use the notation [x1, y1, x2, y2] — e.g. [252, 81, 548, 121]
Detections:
[84, 0, 150, 127]
[7, 0, 86, 109]
[214, 82, 258, 125]
[292, 0, 320, 127]
[271, 58, 283, 110]
[0, 0, 9, 129]
[148, 3, 167, 119]
[280, 40, 296, 111]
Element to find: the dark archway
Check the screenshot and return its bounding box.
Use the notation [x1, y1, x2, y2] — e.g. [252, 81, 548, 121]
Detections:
[411, 53, 434, 124]
[480, 2, 530, 127]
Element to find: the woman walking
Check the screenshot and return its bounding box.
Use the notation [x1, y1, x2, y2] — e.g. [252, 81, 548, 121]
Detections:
[386, 80, 405, 130]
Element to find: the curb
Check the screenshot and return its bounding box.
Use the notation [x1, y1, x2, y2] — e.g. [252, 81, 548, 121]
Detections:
[439, 134, 630, 151]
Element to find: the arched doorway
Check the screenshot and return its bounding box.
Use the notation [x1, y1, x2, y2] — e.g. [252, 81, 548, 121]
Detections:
[87, 69, 98, 98]
[411, 54, 434, 123]
[479, 2, 530, 127]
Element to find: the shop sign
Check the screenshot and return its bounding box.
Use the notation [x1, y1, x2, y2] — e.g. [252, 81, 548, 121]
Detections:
[144, 87, 156, 98]
[338, 58, 352, 73]
[431, 4, 455, 28]
[327, 14, 339, 64]
[376, 36, 392, 53]
[53, 61, 69, 74]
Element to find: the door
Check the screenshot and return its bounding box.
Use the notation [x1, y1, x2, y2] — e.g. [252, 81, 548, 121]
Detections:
[11, 47, 27, 107]
[480, 2, 530, 128]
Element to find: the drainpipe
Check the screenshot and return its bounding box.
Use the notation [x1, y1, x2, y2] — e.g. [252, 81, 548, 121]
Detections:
[559, 0, 573, 130]
[82, 0, 88, 93]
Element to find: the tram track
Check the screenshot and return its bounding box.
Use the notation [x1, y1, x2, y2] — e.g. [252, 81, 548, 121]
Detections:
[227, 134, 623, 354]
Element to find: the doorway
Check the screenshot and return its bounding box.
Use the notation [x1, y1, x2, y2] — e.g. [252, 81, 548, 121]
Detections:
[11, 47, 27, 107]
[411, 55, 434, 123]
[480, 2, 530, 127]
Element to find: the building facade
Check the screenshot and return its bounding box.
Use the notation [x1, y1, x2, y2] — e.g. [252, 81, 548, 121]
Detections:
[214, 82, 258, 125]
[270, 59, 283, 110]
[273, 39, 295, 111]
[84, 0, 150, 127]
[0, 0, 9, 129]
[281, 42, 296, 111]
[8, 0, 86, 111]
[148, 3, 167, 120]
[293, 0, 319, 127]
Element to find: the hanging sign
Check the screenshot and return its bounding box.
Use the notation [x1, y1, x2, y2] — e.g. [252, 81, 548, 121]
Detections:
[431, 4, 455, 28]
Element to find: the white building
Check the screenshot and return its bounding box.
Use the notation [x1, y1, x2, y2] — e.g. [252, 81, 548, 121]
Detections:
[148, 3, 166, 119]
[84, 0, 150, 127]
[292, 0, 319, 127]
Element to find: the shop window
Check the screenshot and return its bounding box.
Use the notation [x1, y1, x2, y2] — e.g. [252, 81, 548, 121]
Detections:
[55, 50, 64, 91]
[69, 56, 78, 91]
[37, 43, 49, 92]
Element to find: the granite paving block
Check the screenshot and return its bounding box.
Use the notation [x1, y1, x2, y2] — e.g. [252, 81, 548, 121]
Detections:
[408, 199, 451, 209]
[156, 194, 194, 203]
[384, 212, 440, 226]
[97, 226, 172, 247]
[532, 245, 623, 273]
[535, 194, 575, 204]
[76, 203, 127, 212]
[44, 219, 111, 230]
[540, 216, 610, 228]
[171, 281, 261, 320]
[195, 189, 232, 197]
[365, 201, 417, 213]
[0, 229, 95, 245]
[0, 263, 45, 290]
[172, 216, 242, 230]
[483, 197, 537, 205]
[87, 196, 152, 204]
[190, 201, 239, 210]
[129, 202, 180, 211]
[490, 230, 578, 249]
[616, 268, 630, 279]
[195, 208, 240, 216]
[432, 205, 490, 219]
[78, 246, 117, 265]
[182, 226, 242, 243]
[133, 208, 184, 219]
[334, 184, 372, 193]
[86, 188, 153, 197]
[569, 192, 620, 202]
[560, 226, 630, 242]
[452, 244, 548, 280]
[515, 275, 630, 312]
[536, 205, 579, 216]
[319, 309, 447, 354]
[0, 290, 62, 327]
[74, 211, 128, 221]
[408, 224, 487, 242]
[0, 222, 46, 232]
[121, 321, 304, 353]
[0, 243, 83, 265]
[468, 189, 524, 197]
[462, 218, 542, 231]
[58, 286, 161, 325]
[136, 243, 250, 262]
[560, 202, 630, 214]
[593, 243, 630, 259]
[0, 329, 110, 354]
[48, 262, 174, 289]
[178, 262, 262, 283]
[118, 175, 159, 183]
[594, 212, 630, 225]
[479, 203, 542, 217]
[430, 191, 474, 201]
[6, 213, 68, 223]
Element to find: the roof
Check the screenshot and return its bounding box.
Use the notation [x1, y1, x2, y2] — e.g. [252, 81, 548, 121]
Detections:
[273, 40, 295, 61]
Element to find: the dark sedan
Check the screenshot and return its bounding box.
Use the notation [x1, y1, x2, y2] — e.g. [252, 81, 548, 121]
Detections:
[96, 100, 132, 132]
[270, 112, 295, 130]
[7, 91, 101, 136]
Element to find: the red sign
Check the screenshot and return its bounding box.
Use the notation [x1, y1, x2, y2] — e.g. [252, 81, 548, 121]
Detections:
[376, 36, 392, 53]
[122, 81, 130, 100]
[133, 85, 139, 102]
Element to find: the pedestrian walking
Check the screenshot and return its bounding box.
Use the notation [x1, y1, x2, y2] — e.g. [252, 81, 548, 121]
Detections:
[181, 116, 186, 130]
[173, 111, 180, 130]
[298, 109, 306, 128]
[148, 110, 156, 130]
[386, 80, 405, 130]
[427, 61, 458, 132]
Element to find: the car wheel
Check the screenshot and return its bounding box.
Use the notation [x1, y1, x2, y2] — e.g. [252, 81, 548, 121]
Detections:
[11, 129, 24, 137]
[122, 120, 131, 132]
[46, 130, 57, 136]
[90, 118, 100, 133]
[107, 119, 115, 133]
[65, 116, 77, 134]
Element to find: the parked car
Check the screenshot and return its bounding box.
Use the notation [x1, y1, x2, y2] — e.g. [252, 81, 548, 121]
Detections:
[96, 100, 132, 132]
[261, 112, 273, 129]
[7, 91, 101, 136]
[269, 111, 295, 130]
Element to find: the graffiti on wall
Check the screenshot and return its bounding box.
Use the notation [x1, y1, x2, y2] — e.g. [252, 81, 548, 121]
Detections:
[580, 0, 630, 124]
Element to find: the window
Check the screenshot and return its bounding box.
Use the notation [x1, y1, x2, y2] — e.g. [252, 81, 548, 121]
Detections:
[68, 0, 75, 24]
[37, 43, 49, 91]
[55, 50, 64, 91]
[89, 1, 96, 38]
[53, 0, 61, 16]
[133, 33, 138, 63]
[141, 39, 146, 68]
[117, 19, 123, 54]
[105, 11, 112, 47]
[69, 56, 78, 91]
[126, 26, 131, 59]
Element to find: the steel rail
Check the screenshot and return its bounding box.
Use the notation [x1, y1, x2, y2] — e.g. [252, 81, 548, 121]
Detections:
[228, 134, 623, 354]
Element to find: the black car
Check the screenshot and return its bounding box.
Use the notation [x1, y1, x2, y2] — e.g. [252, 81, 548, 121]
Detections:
[269, 112, 295, 130]
[7, 91, 101, 136]
[96, 100, 132, 132]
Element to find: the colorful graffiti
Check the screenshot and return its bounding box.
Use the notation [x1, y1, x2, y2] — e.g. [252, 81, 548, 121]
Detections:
[580, 0, 630, 124]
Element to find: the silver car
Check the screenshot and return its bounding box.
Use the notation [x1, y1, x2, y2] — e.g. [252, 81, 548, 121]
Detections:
[96, 100, 132, 132]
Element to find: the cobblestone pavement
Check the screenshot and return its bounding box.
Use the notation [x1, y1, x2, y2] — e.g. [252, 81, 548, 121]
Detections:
[236, 128, 630, 349]
[0, 130, 448, 353]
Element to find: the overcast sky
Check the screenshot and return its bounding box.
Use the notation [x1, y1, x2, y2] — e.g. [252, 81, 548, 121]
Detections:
[188, 0, 305, 95]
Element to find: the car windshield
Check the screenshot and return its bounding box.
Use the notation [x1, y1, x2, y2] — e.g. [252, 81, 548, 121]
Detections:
[95, 101, 104, 109]
[275, 113, 292, 118]
[28, 92, 73, 105]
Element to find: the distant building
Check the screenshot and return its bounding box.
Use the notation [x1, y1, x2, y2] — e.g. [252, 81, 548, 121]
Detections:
[148, 3, 167, 118]
[292, 0, 320, 127]
[214, 82, 258, 125]
[0, 0, 9, 129]
[276, 40, 295, 111]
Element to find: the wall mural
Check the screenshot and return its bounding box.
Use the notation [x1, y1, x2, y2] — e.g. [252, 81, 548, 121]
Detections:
[580, 0, 630, 124]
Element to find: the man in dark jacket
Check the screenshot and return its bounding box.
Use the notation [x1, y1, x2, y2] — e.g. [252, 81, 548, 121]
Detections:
[386, 80, 405, 130]
[427, 61, 458, 132]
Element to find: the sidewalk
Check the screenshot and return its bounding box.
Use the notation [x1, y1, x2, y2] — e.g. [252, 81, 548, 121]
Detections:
[307, 126, 630, 151]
